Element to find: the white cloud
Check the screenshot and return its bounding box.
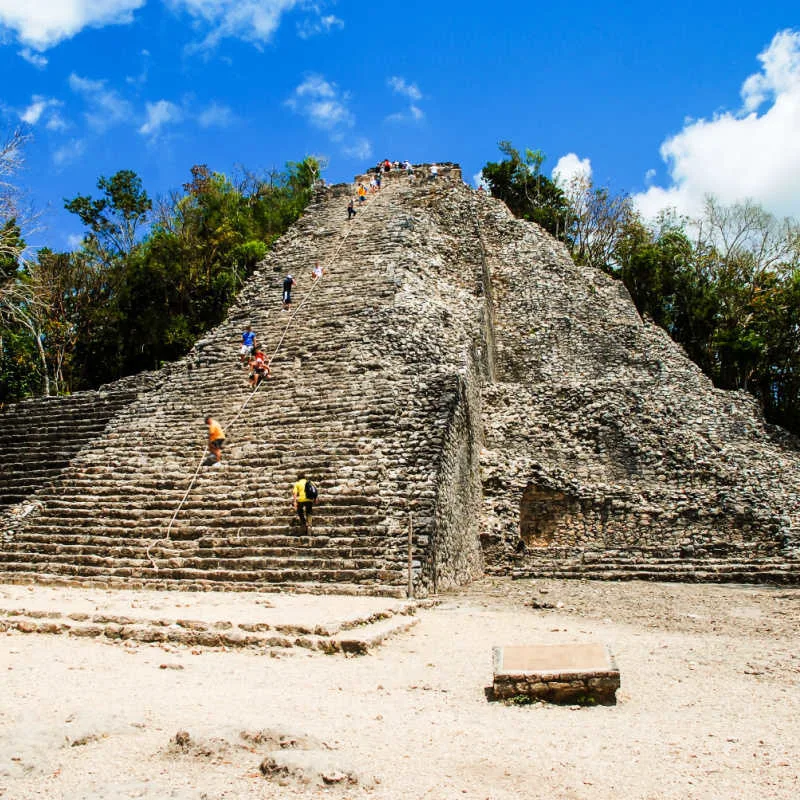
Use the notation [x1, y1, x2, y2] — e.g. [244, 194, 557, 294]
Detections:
[45, 112, 68, 131]
[18, 47, 47, 67]
[52, 138, 86, 167]
[66, 233, 84, 250]
[165, 0, 299, 49]
[286, 74, 353, 130]
[342, 137, 372, 160]
[473, 170, 489, 190]
[198, 101, 233, 128]
[552, 153, 592, 188]
[20, 95, 61, 125]
[68, 72, 132, 132]
[0, 0, 145, 50]
[286, 73, 372, 160]
[139, 99, 183, 136]
[385, 76, 425, 124]
[388, 76, 422, 101]
[634, 29, 800, 221]
[297, 13, 343, 39]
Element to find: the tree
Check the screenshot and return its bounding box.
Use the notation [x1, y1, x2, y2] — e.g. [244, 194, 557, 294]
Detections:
[64, 169, 152, 262]
[0, 129, 46, 401]
[481, 142, 569, 238]
[559, 172, 635, 272]
[0, 128, 31, 281]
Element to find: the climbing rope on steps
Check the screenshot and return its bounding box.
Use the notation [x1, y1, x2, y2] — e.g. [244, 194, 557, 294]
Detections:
[146, 186, 388, 570]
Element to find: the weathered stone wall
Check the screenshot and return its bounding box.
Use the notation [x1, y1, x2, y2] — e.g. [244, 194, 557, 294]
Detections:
[0, 175, 488, 594]
[0, 373, 160, 508]
[427, 365, 485, 592]
[2, 166, 798, 590]
[474, 191, 800, 579]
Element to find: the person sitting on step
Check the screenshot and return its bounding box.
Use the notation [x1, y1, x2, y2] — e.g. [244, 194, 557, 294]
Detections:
[347, 198, 356, 220]
[248, 348, 270, 388]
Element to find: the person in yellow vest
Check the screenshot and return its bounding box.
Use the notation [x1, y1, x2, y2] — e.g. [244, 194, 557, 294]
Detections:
[292, 472, 317, 531]
[204, 416, 225, 465]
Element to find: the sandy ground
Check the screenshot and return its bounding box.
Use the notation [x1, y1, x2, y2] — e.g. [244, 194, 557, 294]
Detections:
[1, 577, 798, 800]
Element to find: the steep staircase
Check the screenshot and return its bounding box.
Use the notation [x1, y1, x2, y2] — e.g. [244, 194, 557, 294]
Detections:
[3, 167, 799, 590]
[0, 180, 472, 595]
[0, 378, 153, 508]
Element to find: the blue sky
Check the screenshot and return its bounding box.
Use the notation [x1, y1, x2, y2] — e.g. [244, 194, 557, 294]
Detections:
[1, 1, 798, 251]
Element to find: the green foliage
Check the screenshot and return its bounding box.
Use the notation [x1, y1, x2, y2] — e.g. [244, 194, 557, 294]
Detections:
[1, 156, 319, 401]
[481, 141, 570, 238]
[64, 169, 152, 261]
[613, 202, 800, 432]
[0, 219, 23, 284]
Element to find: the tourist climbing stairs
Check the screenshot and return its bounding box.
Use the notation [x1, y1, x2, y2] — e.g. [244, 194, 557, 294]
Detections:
[0, 179, 463, 596]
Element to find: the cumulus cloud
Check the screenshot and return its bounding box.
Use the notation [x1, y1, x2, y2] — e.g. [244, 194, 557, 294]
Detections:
[45, 112, 68, 131]
[552, 153, 592, 188]
[388, 76, 422, 101]
[385, 76, 425, 124]
[297, 13, 343, 39]
[342, 137, 372, 160]
[286, 74, 353, 130]
[19, 95, 62, 126]
[165, 0, 300, 49]
[634, 29, 800, 221]
[69, 73, 132, 132]
[18, 47, 47, 68]
[52, 138, 86, 167]
[0, 0, 145, 50]
[286, 73, 371, 160]
[473, 170, 489, 190]
[139, 99, 183, 137]
[198, 101, 234, 128]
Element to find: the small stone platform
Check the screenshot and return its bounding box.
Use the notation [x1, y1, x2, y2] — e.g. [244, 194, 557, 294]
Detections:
[492, 643, 620, 705]
[0, 583, 429, 655]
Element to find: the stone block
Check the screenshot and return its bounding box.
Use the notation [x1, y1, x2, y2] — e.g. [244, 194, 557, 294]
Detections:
[492, 643, 620, 705]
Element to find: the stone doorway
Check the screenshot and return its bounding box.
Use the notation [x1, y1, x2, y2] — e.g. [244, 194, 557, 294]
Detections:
[519, 485, 572, 547]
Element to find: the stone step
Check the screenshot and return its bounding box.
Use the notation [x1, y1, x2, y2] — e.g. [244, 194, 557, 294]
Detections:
[0, 559, 406, 586]
[0, 548, 405, 571]
[0, 571, 409, 596]
[509, 561, 800, 584]
[0, 597, 422, 654]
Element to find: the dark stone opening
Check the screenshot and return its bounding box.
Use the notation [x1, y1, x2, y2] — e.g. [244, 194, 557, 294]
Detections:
[520, 485, 572, 547]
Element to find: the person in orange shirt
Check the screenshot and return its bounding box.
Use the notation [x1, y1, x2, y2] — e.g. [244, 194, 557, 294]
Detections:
[204, 416, 225, 465]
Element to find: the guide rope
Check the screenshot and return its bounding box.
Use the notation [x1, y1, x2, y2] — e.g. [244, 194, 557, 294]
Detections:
[146, 185, 384, 569]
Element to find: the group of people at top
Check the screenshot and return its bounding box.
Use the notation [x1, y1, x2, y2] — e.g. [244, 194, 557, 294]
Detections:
[348, 159, 426, 221]
[377, 158, 414, 174]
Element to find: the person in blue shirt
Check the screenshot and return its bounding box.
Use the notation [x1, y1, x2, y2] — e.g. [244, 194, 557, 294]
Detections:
[240, 324, 256, 363]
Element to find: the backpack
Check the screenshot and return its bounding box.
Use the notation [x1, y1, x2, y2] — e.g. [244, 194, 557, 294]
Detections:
[305, 480, 318, 501]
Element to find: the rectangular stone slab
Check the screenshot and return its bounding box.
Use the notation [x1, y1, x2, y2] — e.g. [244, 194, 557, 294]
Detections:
[498, 643, 611, 673]
[492, 643, 620, 704]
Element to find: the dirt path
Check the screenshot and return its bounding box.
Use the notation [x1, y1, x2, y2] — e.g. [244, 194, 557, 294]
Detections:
[2, 578, 798, 799]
